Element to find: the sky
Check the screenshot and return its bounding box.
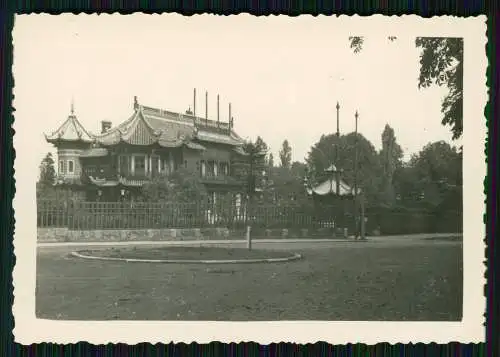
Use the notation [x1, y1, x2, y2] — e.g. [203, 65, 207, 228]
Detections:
[12, 16, 487, 343]
[13, 14, 459, 168]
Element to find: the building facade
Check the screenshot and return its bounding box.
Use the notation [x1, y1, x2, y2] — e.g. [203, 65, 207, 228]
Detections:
[45, 96, 249, 202]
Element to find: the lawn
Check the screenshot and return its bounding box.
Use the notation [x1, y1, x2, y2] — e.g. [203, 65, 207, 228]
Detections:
[78, 246, 295, 260]
[36, 241, 462, 321]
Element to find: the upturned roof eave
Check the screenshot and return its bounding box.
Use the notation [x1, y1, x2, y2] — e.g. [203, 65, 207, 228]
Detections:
[117, 108, 162, 146]
[91, 103, 245, 148]
[97, 137, 187, 149]
[44, 134, 94, 144]
[195, 134, 243, 146]
[45, 112, 94, 144]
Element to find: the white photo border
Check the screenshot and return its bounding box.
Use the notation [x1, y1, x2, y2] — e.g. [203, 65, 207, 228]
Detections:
[12, 13, 487, 344]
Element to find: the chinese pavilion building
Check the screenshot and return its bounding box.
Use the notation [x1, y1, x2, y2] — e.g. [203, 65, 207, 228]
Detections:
[45, 94, 248, 201]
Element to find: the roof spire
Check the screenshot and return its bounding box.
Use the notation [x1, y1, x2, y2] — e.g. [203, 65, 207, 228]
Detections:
[70, 97, 75, 116]
[217, 94, 220, 127]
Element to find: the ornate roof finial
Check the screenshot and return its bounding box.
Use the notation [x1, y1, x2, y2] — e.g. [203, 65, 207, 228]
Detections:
[70, 97, 75, 116]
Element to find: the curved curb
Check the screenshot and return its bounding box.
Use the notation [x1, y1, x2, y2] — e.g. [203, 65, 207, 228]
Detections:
[70, 251, 302, 264]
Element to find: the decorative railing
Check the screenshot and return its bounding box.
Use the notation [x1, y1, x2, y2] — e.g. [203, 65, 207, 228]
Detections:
[37, 200, 343, 230]
[200, 175, 242, 185]
[37, 199, 463, 234]
[55, 175, 82, 185]
[192, 117, 231, 134]
[80, 171, 118, 183]
[81, 167, 243, 187]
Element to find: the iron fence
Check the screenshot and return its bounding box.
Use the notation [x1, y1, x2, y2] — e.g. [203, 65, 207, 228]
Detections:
[37, 199, 462, 234]
[37, 199, 344, 231]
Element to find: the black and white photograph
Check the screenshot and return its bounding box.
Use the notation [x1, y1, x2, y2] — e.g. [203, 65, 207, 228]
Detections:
[13, 14, 486, 344]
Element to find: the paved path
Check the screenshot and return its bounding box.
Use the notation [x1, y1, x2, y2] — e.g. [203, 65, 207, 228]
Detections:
[37, 233, 462, 250]
[38, 238, 352, 248]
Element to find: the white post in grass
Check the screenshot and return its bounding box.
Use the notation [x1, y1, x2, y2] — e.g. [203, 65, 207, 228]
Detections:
[246, 225, 252, 250]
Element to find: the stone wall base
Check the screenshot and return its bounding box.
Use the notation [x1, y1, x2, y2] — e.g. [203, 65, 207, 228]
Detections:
[37, 226, 347, 243]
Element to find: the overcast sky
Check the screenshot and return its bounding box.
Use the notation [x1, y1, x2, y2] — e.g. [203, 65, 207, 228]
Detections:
[14, 14, 459, 167]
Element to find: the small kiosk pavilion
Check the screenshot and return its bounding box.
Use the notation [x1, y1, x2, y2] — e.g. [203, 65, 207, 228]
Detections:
[306, 164, 363, 238]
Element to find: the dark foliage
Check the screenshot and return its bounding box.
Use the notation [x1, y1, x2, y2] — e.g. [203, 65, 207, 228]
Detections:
[279, 139, 292, 169]
[141, 167, 208, 204]
[38, 152, 56, 187]
[305, 132, 382, 203]
[416, 37, 463, 140]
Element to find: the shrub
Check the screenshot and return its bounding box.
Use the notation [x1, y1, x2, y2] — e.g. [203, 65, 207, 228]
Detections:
[141, 168, 209, 205]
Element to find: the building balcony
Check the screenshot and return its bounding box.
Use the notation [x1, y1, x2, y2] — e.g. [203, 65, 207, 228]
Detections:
[55, 173, 82, 186]
[80, 170, 118, 183]
[80, 163, 244, 188]
[118, 171, 173, 181]
[199, 172, 245, 188]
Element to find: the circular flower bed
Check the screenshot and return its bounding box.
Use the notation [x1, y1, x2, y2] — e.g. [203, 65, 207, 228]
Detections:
[72, 246, 302, 264]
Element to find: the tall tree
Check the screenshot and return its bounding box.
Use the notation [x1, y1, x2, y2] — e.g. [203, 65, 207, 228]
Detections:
[348, 36, 397, 52]
[38, 152, 56, 187]
[279, 139, 292, 169]
[348, 36, 463, 140]
[263, 165, 309, 205]
[254, 136, 268, 151]
[254, 136, 269, 164]
[230, 140, 268, 195]
[392, 162, 419, 204]
[416, 37, 463, 140]
[393, 141, 462, 207]
[268, 153, 274, 168]
[306, 132, 382, 204]
[379, 124, 404, 206]
[290, 161, 307, 178]
[412, 141, 462, 186]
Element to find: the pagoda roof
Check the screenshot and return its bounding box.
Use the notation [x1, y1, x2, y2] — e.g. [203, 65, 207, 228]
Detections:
[232, 146, 249, 156]
[196, 130, 242, 146]
[307, 177, 361, 197]
[185, 142, 206, 151]
[324, 164, 338, 173]
[45, 112, 93, 144]
[94, 102, 244, 148]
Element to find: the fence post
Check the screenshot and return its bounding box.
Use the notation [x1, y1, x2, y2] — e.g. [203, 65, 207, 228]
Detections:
[246, 225, 252, 250]
[360, 196, 366, 240]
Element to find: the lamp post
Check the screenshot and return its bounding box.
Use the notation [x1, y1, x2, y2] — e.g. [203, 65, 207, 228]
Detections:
[245, 145, 267, 250]
[354, 110, 359, 239]
[360, 191, 366, 240]
[354, 110, 366, 240]
[323, 163, 345, 235]
[354, 110, 359, 202]
[335, 102, 340, 196]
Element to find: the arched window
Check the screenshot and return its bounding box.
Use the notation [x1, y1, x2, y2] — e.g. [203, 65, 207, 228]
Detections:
[59, 160, 65, 174]
[68, 160, 74, 174]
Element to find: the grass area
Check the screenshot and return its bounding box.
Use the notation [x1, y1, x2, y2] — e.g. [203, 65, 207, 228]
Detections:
[79, 246, 294, 260]
[36, 242, 462, 321]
